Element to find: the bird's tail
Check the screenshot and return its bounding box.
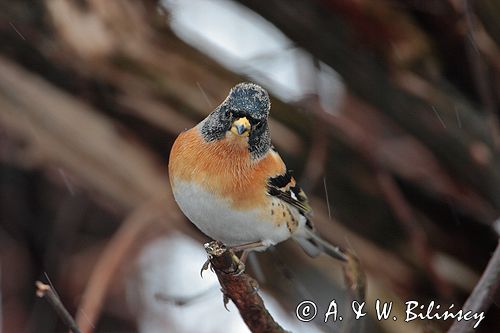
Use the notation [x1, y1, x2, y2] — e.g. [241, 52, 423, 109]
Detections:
[294, 228, 347, 262]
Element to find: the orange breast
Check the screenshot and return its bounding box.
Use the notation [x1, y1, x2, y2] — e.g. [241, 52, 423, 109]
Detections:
[169, 127, 285, 210]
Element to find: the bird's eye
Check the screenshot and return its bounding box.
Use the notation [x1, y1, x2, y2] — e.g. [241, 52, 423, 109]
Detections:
[223, 110, 233, 120]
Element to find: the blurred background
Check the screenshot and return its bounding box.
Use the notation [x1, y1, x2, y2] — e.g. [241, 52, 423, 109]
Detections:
[1, 0, 499, 332]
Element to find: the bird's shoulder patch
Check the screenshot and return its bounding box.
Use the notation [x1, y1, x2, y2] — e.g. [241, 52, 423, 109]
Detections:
[266, 152, 312, 215]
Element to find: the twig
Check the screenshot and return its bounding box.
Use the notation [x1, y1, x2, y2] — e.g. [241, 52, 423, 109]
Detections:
[463, 0, 499, 149]
[75, 201, 190, 333]
[204, 241, 287, 333]
[376, 171, 453, 297]
[342, 252, 366, 305]
[341, 252, 366, 333]
[35, 281, 82, 333]
[447, 240, 500, 333]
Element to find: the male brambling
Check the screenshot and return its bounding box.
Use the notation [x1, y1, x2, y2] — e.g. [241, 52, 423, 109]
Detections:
[168, 82, 346, 263]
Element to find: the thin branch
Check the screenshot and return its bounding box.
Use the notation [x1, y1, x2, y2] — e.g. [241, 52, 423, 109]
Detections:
[447, 240, 500, 333]
[463, 0, 499, 149]
[376, 171, 453, 297]
[341, 252, 366, 333]
[75, 201, 193, 333]
[342, 252, 366, 304]
[204, 241, 287, 333]
[35, 281, 82, 333]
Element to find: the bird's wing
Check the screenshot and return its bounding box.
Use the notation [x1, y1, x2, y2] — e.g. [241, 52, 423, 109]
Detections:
[266, 150, 312, 216]
[266, 150, 347, 262]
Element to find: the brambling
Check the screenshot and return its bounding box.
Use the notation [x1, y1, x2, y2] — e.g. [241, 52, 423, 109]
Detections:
[168, 82, 346, 264]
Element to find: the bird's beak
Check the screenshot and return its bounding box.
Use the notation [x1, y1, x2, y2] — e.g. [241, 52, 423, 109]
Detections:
[231, 117, 251, 137]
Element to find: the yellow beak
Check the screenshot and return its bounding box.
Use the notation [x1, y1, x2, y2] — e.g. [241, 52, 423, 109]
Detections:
[230, 117, 251, 137]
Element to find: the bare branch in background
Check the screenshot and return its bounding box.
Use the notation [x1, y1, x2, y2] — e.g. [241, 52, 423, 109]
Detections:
[2, 0, 500, 331]
[376, 171, 453, 297]
[75, 201, 185, 333]
[36, 281, 82, 333]
[463, 0, 499, 149]
[448, 241, 500, 333]
[341, 252, 366, 333]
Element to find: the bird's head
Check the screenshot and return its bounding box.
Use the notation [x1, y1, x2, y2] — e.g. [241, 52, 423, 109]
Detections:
[200, 82, 271, 159]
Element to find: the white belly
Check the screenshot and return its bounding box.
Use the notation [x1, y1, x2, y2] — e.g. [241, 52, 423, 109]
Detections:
[171, 180, 291, 247]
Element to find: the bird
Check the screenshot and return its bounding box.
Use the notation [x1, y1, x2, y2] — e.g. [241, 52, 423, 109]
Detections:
[168, 82, 346, 266]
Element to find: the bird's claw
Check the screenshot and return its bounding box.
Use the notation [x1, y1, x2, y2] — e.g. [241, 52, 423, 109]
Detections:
[200, 258, 211, 278]
[234, 262, 246, 276]
[221, 288, 230, 311]
[230, 252, 246, 275]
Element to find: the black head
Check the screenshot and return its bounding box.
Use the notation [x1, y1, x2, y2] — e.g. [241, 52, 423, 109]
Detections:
[200, 82, 272, 159]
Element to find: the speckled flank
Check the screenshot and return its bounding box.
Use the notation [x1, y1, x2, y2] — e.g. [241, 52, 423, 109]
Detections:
[265, 197, 300, 233]
[286, 206, 299, 233]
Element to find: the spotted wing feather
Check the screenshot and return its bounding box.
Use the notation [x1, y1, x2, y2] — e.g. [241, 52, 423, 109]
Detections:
[266, 167, 347, 261]
[267, 171, 312, 216]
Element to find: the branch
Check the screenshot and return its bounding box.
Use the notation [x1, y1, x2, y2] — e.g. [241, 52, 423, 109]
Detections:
[341, 252, 366, 333]
[447, 240, 500, 333]
[35, 281, 82, 333]
[463, 0, 500, 149]
[204, 241, 287, 333]
[376, 171, 453, 296]
[74, 200, 199, 333]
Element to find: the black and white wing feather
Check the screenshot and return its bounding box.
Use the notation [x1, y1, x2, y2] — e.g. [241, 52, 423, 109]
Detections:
[266, 167, 347, 262]
[267, 171, 312, 216]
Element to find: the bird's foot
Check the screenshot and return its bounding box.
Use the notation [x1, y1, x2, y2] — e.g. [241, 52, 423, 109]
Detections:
[230, 251, 246, 276]
[220, 287, 231, 311]
[200, 258, 212, 278]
